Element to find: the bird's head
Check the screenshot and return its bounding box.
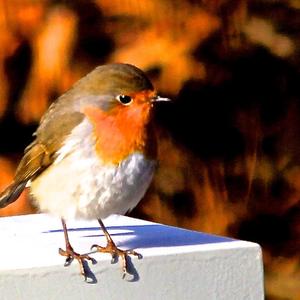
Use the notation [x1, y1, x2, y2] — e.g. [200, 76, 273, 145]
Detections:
[76, 63, 169, 164]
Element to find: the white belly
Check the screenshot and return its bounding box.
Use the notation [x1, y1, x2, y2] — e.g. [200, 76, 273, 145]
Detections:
[30, 120, 156, 220]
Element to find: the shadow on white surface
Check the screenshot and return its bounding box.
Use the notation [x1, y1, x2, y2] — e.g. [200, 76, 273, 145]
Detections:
[44, 224, 235, 249]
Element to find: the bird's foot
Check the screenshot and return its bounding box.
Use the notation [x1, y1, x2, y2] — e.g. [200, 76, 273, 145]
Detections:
[91, 241, 142, 279]
[59, 245, 93, 280]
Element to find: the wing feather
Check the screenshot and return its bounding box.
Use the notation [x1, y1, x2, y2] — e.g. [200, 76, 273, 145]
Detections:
[0, 110, 84, 208]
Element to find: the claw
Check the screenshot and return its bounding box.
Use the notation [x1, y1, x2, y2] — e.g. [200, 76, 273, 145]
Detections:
[59, 246, 93, 280]
[122, 270, 127, 280]
[65, 257, 73, 267]
[95, 219, 142, 278]
[92, 241, 141, 278]
[90, 244, 97, 251]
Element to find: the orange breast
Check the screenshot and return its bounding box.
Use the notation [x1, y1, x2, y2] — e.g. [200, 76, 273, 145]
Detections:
[83, 103, 156, 165]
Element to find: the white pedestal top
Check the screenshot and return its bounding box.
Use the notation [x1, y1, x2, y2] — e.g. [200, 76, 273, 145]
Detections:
[0, 214, 264, 300]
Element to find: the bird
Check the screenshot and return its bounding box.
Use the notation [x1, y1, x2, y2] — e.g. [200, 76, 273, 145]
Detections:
[0, 63, 169, 280]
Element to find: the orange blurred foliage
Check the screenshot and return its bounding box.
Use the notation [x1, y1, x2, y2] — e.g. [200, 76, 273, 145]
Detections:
[0, 1, 300, 298]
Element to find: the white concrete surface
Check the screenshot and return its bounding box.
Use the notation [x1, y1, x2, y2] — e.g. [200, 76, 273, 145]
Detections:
[0, 214, 264, 300]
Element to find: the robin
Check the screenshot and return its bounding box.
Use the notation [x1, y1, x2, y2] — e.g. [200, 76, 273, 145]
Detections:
[0, 63, 169, 280]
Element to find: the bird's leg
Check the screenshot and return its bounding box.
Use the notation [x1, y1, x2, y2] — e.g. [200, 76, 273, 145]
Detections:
[58, 218, 93, 280]
[91, 219, 142, 278]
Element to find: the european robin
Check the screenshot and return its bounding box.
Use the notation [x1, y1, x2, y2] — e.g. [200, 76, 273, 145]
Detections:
[0, 63, 169, 280]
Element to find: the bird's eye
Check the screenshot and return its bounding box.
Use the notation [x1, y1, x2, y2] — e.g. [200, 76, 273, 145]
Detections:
[116, 94, 133, 105]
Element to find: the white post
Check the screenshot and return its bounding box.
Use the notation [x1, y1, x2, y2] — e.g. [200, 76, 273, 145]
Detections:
[0, 214, 264, 300]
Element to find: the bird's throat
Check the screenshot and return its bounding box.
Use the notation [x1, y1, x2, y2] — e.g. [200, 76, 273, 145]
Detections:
[83, 104, 155, 165]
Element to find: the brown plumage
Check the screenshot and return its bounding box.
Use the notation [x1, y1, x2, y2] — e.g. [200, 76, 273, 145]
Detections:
[0, 63, 169, 280]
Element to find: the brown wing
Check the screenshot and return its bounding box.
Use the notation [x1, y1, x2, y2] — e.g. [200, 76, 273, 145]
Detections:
[0, 143, 51, 208]
[14, 142, 52, 183]
[0, 110, 84, 208]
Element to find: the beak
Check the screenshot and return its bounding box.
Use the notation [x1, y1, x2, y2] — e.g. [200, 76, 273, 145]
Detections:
[151, 95, 171, 103]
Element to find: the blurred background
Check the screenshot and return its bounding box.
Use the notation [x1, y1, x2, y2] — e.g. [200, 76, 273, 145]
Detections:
[0, 0, 299, 298]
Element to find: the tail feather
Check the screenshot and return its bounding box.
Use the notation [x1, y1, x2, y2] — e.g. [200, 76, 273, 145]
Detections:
[0, 181, 27, 208]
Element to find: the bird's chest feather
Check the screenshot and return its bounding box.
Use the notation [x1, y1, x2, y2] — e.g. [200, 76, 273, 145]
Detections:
[30, 119, 156, 220]
[83, 103, 156, 164]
